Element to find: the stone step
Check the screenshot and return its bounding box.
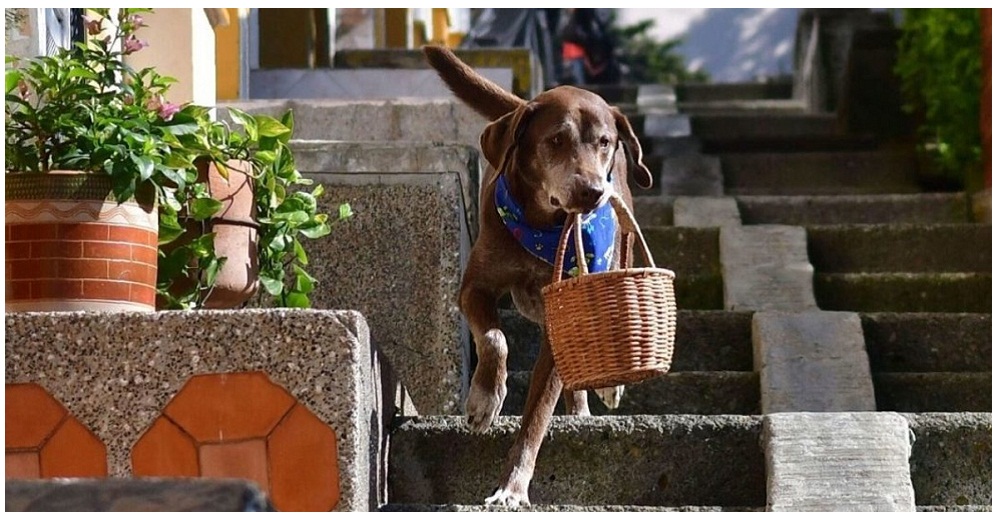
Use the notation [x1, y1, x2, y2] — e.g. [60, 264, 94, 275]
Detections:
[579, 84, 639, 105]
[5, 479, 274, 512]
[381, 504, 762, 512]
[736, 193, 971, 225]
[677, 99, 808, 115]
[807, 224, 991, 273]
[690, 114, 878, 153]
[874, 372, 991, 413]
[498, 310, 752, 373]
[905, 412, 992, 509]
[720, 150, 921, 195]
[644, 227, 723, 310]
[388, 415, 766, 508]
[815, 273, 992, 313]
[502, 371, 759, 416]
[675, 82, 793, 103]
[860, 313, 991, 373]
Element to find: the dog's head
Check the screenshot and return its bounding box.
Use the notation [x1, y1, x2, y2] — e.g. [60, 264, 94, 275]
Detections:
[481, 86, 652, 215]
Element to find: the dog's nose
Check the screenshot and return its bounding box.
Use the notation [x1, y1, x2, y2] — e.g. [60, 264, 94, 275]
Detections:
[580, 184, 605, 208]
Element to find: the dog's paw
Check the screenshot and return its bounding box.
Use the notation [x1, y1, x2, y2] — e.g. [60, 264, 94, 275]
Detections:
[465, 380, 506, 433]
[596, 385, 624, 409]
[485, 487, 530, 508]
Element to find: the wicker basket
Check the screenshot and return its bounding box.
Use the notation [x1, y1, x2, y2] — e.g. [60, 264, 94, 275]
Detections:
[542, 195, 677, 391]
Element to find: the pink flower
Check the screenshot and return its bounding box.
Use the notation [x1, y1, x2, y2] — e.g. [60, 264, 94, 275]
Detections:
[147, 95, 180, 121]
[122, 35, 147, 55]
[129, 14, 146, 28]
[85, 19, 102, 35]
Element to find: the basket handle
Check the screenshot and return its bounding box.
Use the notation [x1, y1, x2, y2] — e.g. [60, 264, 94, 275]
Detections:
[551, 194, 658, 284]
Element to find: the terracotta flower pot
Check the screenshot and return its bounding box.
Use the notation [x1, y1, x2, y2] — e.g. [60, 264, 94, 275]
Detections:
[158, 159, 259, 309]
[5, 171, 158, 312]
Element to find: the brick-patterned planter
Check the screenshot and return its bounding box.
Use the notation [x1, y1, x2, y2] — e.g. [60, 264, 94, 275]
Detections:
[5, 171, 158, 312]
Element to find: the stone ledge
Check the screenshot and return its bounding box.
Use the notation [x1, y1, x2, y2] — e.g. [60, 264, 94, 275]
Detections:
[720, 225, 817, 311]
[4, 309, 385, 512]
[5, 478, 273, 512]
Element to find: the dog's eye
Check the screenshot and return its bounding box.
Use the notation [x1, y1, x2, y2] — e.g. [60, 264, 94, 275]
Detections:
[599, 136, 611, 148]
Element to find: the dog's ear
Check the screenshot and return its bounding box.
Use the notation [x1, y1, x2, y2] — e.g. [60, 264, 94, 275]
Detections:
[613, 108, 653, 189]
[481, 103, 536, 184]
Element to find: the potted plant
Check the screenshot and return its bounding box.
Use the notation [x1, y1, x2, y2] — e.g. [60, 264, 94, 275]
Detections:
[6, 8, 348, 312]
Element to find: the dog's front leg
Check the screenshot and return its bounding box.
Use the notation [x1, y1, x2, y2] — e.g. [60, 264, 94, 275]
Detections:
[461, 284, 508, 433]
[486, 335, 562, 507]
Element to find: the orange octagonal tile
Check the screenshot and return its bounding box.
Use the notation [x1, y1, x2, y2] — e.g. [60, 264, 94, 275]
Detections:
[268, 404, 340, 512]
[164, 372, 295, 442]
[5, 383, 107, 479]
[6, 383, 67, 449]
[132, 371, 341, 512]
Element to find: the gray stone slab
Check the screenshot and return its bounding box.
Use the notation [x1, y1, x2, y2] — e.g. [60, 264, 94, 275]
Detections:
[642, 136, 703, 158]
[220, 98, 487, 155]
[677, 99, 807, 115]
[389, 415, 765, 507]
[660, 155, 724, 196]
[814, 272, 992, 313]
[302, 172, 470, 416]
[4, 310, 382, 512]
[382, 504, 763, 512]
[675, 82, 793, 103]
[753, 311, 876, 413]
[673, 197, 740, 228]
[736, 193, 971, 225]
[903, 412, 992, 507]
[290, 140, 482, 237]
[873, 372, 992, 413]
[636, 84, 677, 112]
[720, 225, 817, 311]
[5, 478, 273, 512]
[249, 68, 513, 100]
[643, 113, 692, 138]
[763, 412, 916, 511]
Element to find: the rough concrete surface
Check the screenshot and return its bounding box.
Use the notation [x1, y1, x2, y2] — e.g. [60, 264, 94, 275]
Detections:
[753, 311, 875, 413]
[5, 478, 273, 512]
[673, 197, 740, 227]
[736, 193, 970, 225]
[903, 413, 992, 507]
[860, 312, 991, 372]
[660, 155, 725, 197]
[764, 412, 915, 511]
[720, 225, 817, 311]
[5, 310, 380, 512]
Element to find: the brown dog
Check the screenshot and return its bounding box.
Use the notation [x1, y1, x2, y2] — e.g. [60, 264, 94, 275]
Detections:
[424, 45, 653, 506]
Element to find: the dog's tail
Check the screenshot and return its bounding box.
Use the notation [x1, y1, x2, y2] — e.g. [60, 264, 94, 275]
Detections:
[423, 45, 525, 121]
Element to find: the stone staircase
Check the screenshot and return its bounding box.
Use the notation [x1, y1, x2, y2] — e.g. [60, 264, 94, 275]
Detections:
[381, 81, 991, 512]
[5, 75, 989, 512]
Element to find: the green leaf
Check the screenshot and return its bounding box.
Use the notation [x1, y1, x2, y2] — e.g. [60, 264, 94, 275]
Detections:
[292, 265, 316, 292]
[190, 198, 223, 220]
[132, 154, 155, 182]
[273, 210, 309, 225]
[158, 213, 186, 245]
[284, 291, 310, 308]
[280, 109, 295, 132]
[6, 69, 22, 94]
[228, 108, 258, 142]
[203, 257, 225, 287]
[256, 116, 291, 139]
[293, 238, 308, 265]
[260, 273, 284, 296]
[299, 222, 332, 239]
[338, 203, 353, 220]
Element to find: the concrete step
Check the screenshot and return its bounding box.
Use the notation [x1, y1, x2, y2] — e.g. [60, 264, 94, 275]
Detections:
[381, 504, 762, 512]
[874, 372, 991, 412]
[502, 371, 759, 416]
[860, 313, 991, 373]
[720, 150, 921, 195]
[736, 193, 971, 225]
[388, 415, 766, 508]
[499, 310, 753, 373]
[579, 84, 639, 105]
[905, 412, 992, 509]
[677, 99, 807, 115]
[807, 224, 991, 273]
[815, 273, 991, 313]
[675, 82, 793, 103]
[644, 227, 723, 310]
[690, 114, 877, 153]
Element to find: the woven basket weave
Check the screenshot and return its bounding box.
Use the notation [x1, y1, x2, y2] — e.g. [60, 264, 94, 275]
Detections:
[542, 195, 677, 392]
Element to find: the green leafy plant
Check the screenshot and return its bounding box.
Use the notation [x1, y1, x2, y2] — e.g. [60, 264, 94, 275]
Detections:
[895, 8, 982, 186]
[5, 8, 348, 309]
[226, 108, 353, 308]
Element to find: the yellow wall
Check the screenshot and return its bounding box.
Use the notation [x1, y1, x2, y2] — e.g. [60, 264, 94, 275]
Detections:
[215, 8, 240, 100]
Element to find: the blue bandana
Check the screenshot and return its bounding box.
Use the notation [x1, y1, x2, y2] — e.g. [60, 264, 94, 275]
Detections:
[495, 173, 617, 277]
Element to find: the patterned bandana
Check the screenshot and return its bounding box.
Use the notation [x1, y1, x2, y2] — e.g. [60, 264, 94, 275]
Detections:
[494, 173, 617, 277]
